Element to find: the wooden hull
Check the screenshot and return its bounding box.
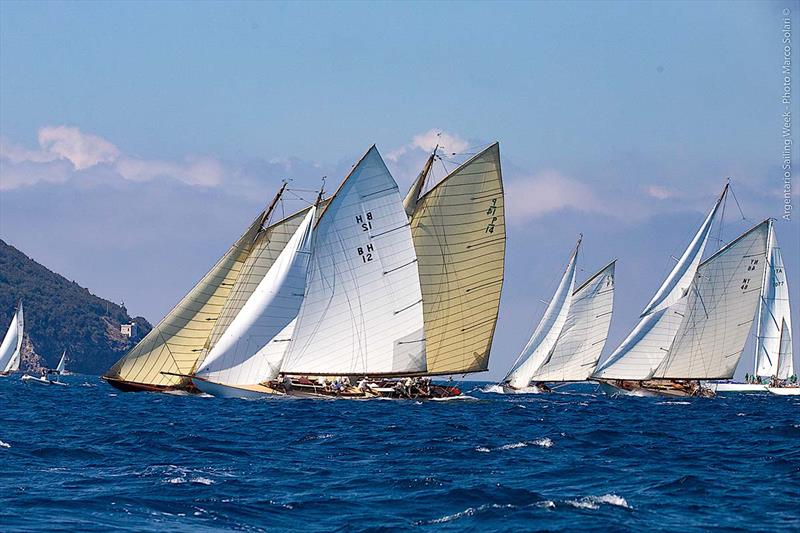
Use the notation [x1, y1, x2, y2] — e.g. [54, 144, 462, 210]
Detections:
[597, 379, 714, 398]
[282, 379, 461, 400]
[102, 376, 199, 394]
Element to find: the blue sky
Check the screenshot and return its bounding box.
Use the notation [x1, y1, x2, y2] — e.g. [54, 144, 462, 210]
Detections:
[1, 1, 797, 379]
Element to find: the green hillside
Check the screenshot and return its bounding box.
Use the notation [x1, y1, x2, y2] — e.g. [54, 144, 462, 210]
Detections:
[0, 239, 151, 374]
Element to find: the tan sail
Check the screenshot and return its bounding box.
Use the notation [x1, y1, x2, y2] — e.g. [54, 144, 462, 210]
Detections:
[104, 186, 315, 390]
[409, 142, 506, 375]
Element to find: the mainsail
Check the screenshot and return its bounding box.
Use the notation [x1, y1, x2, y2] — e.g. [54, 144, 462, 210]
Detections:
[754, 222, 793, 378]
[409, 143, 506, 375]
[104, 186, 301, 390]
[593, 185, 728, 380]
[530, 261, 616, 383]
[280, 146, 427, 376]
[194, 206, 316, 385]
[504, 239, 579, 388]
[651, 220, 770, 380]
[0, 303, 23, 374]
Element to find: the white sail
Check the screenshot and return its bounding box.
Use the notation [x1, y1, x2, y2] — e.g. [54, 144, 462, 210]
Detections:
[195, 207, 316, 385]
[652, 220, 770, 380]
[531, 261, 616, 382]
[0, 304, 23, 373]
[504, 241, 579, 388]
[754, 224, 793, 378]
[280, 146, 426, 376]
[56, 350, 66, 374]
[593, 186, 727, 380]
[777, 319, 794, 380]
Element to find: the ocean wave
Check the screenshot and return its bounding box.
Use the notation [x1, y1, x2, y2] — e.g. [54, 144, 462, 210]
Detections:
[0, 440, 10, 448]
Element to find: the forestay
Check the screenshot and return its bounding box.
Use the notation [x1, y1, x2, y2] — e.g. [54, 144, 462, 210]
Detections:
[0, 304, 23, 373]
[592, 186, 727, 380]
[530, 261, 616, 382]
[280, 146, 426, 376]
[504, 241, 579, 388]
[652, 220, 769, 380]
[755, 223, 793, 378]
[410, 143, 506, 375]
[195, 207, 316, 385]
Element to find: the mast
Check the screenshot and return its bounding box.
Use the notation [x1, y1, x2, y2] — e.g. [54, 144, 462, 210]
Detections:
[753, 219, 774, 378]
[403, 145, 438, 217]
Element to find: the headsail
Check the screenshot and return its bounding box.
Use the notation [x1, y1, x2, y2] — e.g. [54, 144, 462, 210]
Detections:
[104, 188, 292, 389]
[56, 350, 67, 374]
[403, 147, 437, 217]
[409, 143, 506, 375]
[776, 319, 794, 380]
[593, 185, 727, 380]
[280, 146, 426, 376]
[0, 303, 23, 373]
[652, 220, 770, 379]
[530, 261, 616, 382]
[194, 206, 316, 385]
[504, 239, 579, 388]
[754, 222, 793, 378]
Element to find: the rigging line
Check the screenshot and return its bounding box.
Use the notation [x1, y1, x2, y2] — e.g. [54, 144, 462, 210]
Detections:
[285, 188, 315, 205]
[715, 183, 728, 251]
[727, 180, 748, 221]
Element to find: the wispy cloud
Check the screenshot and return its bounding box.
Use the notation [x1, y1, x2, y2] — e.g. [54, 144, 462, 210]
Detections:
[504, 170, 613, 221]
[0, 126, 225, 190]
[386, 128, 468, 162]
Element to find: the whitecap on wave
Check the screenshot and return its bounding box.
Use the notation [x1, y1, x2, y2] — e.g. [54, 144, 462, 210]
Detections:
[0, 440, 10, 448]
[475, 438, 553, 453]
[431, 394, 478, 401]
[565, 494, 631, 510]
[656, 401, 691, 405]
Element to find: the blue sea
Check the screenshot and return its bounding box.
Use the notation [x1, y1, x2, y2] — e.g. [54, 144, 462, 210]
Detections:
[1, 376, 798, 532]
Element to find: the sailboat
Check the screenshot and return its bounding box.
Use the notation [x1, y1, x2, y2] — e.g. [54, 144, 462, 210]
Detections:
[500, 237, 615, 393]
[195, 142, 505, 399]
[0, 302, 23, 377]
[22, 348, 70, 386]
[594, 198, 770, 398]
[710, 220, 794, 393]
[102, 183, 321, 392]
[55, 350, 68, 375]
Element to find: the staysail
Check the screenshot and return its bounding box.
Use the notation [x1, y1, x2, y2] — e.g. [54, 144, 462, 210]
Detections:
[194, 206, 316, 385]
[409, 143, 506, 375]
[280, 146, 426, 376]
[651, 220, 770, 380]
[776, 319, 794, 380]
[0, 303, 23, 373]
[754, 222, 793, 378]
[530, 261, 616, 383]
[593, 185, 728, 380]
[403, 147, 437, 217]
[104, 187, 294, 389]
[504, 239, 580, 388]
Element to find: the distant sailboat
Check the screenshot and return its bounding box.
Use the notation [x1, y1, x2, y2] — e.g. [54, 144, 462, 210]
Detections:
[500, 238, 615, 393]
[0, 302, 23, 377]
[103, 183, 320, 392]
[22, 348, 69, 386]
[55, 350, 68, 375]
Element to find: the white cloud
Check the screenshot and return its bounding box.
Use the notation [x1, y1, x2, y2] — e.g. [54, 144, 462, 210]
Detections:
[386, 129, 469, 163]
[0, 126, 224, 189]
[37, 126, 120, 170]
[645, 185, 676, 200]
[504, 170, 609, 221]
